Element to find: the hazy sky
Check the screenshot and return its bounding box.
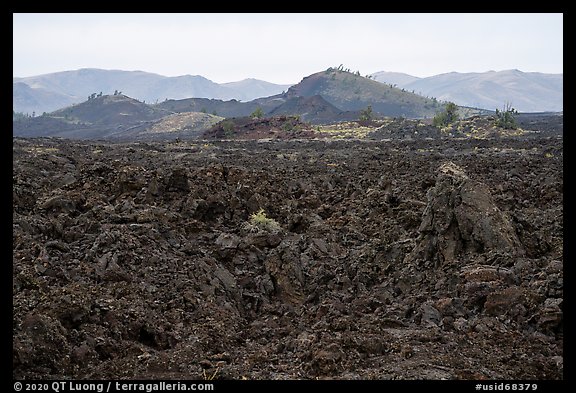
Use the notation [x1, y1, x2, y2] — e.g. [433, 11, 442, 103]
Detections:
[13, 13, 563, 84]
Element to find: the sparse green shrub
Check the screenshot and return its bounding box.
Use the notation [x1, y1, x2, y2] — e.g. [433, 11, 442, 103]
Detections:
[433, 102, 459, 127]
[248, 209, 281, 231]
[251, 107, 264, 119]
[221, 120, 235, 136]
[494, 103, 518, 129]
[359, 105, 374, 122]
[282, 122, 295, 132]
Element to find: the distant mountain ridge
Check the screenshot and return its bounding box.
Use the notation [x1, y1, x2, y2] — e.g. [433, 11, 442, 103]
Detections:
[15, 68, 562, 116]
[14, 68, 450, 140]
[16, 67, 561, 141]
[370, 69, 563, 112]
[369, 71, 419, 87]
[156, 69, 445, 122]
[13, 68, 292, 115]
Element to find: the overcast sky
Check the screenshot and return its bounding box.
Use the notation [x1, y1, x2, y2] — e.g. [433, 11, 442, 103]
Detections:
[13, 13, 563, 84]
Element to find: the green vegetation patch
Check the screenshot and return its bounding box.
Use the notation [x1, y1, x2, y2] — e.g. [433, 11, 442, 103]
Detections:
[247, 209, 281, 232]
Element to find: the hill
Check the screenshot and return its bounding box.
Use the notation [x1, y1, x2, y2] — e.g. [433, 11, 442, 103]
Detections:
[371, 69, 563, 113]
[158, 69, 448, 122]
[13, 68, 292, 114]
[155, 97, 262, 118]
[52, 94, 169, 126]
[126, 112, 224, 140]
[156, 94, 356, 125]
[13, 94, 228, 141]
[267, 95, 357, 124]
[285, 68, 442, 118]
[13, 94, 171, 139]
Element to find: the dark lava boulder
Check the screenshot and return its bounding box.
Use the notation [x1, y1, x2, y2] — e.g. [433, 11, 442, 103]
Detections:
[406, 161, 524, 267]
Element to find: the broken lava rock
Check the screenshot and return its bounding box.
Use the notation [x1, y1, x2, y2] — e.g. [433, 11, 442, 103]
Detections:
[406, 162, 524, 266]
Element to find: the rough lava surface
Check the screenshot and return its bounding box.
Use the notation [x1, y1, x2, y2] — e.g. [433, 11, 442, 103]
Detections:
[13, 132, 562, 379]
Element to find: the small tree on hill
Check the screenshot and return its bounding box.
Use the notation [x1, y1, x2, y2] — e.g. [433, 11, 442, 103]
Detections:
[251, 107, 264, 119]
[433, 102, 459, 127]
[494, 102, 518, 129]
[221, 120, 235, 137]
[359, 105, 374, 122]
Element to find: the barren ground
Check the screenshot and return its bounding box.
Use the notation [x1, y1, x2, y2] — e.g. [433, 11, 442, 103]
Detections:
[13, 133, 563, 379]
